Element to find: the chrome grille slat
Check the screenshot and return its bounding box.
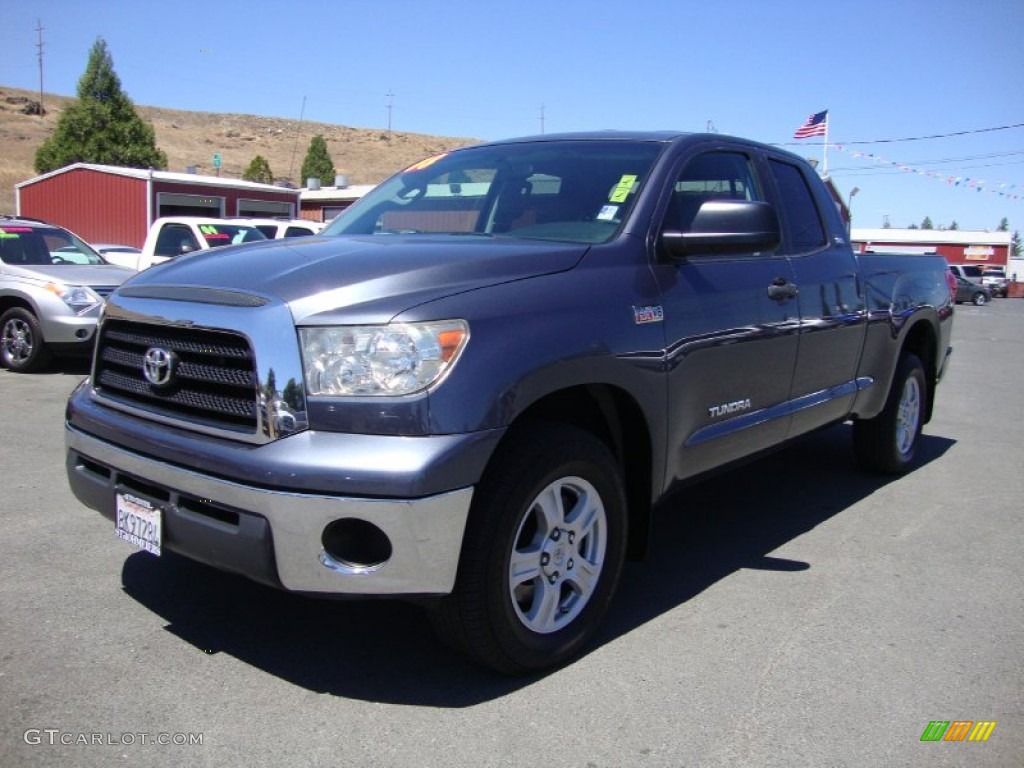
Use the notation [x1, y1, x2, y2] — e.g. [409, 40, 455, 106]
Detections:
[103, 326, 250, 358]
[93, 319, 258, 431]
[100, 347, 255, 387]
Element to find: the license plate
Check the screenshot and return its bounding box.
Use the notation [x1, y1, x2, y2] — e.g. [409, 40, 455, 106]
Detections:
[115, 492, 162, 556]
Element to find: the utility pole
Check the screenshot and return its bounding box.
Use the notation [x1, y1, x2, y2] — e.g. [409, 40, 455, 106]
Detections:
[539, 104, 545, 135]
[386, 90, 394, 136]
[288, 95, 306, 183]
[35, 19, 44, 119]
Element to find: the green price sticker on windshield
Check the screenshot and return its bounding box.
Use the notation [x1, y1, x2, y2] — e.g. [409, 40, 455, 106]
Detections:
[609, 174, 637, 203]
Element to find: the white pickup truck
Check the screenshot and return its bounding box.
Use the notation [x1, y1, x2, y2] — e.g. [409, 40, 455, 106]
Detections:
[102, 217, 267, 271]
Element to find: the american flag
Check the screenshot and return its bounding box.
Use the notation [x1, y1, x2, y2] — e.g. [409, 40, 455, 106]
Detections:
[794, 110, 828, 139]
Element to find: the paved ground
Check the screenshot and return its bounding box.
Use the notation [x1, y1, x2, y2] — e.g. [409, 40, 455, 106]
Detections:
[1, 299, 1021, 767]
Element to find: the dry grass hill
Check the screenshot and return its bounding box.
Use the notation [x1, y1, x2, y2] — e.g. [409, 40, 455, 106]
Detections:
[0, 85, 478, 215]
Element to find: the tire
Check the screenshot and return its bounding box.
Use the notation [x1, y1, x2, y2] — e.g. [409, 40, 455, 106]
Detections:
[853, 353, 926, 474]
[0, 307, 52, 373]
[431, 422, 627, 674]
[972, 292, 988, 306]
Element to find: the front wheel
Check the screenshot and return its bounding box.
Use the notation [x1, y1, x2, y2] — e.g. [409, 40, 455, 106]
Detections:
[431, 422, 627, 674]
[853, 353, 927, 474]
[1, 307, 52, 373]
[972, 291, 988, 306]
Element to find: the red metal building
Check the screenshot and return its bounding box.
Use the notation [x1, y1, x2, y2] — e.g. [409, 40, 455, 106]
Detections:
[851, 228, 1012, 268]
[15, 163, 301, 249]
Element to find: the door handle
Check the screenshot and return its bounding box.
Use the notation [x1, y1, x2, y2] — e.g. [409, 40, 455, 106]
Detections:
[767, 277, 799, 301]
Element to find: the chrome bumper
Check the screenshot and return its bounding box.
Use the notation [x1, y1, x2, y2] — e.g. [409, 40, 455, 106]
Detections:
[66, 426, 473, 595]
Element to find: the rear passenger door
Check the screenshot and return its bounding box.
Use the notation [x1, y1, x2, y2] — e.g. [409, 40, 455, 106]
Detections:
[762, 154, 866, 437]
[652, 147, 800, 487]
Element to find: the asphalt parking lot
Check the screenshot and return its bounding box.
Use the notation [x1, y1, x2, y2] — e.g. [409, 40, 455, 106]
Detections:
[1, 300, 1021, 767]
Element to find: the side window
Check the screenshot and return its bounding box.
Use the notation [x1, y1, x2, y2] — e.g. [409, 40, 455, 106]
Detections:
[154, 224, 200, 257]
[666, 151, 761, 231]
[284, 226, 314, 237]
[767, 159, 826, 253]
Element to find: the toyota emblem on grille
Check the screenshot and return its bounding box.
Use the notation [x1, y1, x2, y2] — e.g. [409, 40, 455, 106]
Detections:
[142, 347, 177, 387]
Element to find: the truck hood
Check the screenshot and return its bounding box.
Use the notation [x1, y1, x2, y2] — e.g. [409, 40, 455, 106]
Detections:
[121, 234, 589, 323]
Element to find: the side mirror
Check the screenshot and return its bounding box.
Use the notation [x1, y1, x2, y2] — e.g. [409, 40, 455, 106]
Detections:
[660, 200, 781, 260]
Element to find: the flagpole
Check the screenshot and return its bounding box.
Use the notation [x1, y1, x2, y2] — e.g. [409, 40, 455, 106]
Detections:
[823, 113, 829, 176]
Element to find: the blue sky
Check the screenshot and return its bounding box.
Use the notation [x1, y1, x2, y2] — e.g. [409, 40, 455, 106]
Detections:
[2, 0, 1022, 232]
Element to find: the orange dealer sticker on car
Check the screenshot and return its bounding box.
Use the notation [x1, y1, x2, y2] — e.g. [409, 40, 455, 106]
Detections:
[404, 153, 448, 173]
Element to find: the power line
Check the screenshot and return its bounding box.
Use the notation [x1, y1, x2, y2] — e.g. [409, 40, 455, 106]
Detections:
[781, 121, 1024, 147]
[831, 161, 1024, 177]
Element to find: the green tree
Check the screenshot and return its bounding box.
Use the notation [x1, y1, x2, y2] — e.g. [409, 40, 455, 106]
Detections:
[908, 223, 918, 229]
[34, 38, 166, 173]
[921, 216, 934, 230]
[242, 155, 274, 184]
[299, 135, 334, 187]
[1013, 230, 1021, 257]
[998, 217, 1009, 232]
[949, 221, 959, 230]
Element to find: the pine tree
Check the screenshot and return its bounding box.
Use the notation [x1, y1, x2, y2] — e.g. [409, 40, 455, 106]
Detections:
[299, 135, 334, 187]
[1013, 230, 1021, 257]
[34, 38, 166, 173]
[243, 155, 274, 184]
[921, 216, 933, 230]
[997, 217, 1009, 232]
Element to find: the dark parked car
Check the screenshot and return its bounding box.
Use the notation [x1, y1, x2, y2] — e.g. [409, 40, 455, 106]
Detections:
[954, 275, 991, 305]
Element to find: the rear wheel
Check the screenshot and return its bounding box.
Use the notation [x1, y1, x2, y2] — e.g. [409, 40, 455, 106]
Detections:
[431, 422, 627, 674]
[853, 353, 926, 474]
[972, 291, 988, 306]
[1, 307, 52, 373]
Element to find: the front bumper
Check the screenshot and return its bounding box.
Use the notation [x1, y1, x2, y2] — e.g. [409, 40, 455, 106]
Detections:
[66, 425, 475, 596]
[39, 310, 100, 345]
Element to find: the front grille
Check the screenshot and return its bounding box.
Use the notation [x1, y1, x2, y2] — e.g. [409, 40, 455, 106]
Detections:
[94, 319, 258, 432]
[93, 285, 117, 299]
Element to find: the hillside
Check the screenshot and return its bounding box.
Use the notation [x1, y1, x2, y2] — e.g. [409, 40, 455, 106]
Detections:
[0, 85, 478, 215]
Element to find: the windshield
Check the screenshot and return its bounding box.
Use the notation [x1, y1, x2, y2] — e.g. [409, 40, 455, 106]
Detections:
[198, 224, 267, 247]
[322, 140, 664, 244]
[0, 225, 106, 265]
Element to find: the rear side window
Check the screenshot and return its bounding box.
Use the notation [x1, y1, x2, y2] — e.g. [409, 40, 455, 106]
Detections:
[767, 159, 826, 253]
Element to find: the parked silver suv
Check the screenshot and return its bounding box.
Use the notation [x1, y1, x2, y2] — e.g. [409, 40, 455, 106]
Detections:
[981, 269, 1009, 298]
[0, 216, 136, 372]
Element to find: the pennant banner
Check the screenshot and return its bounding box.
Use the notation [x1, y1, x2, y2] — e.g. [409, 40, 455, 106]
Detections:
[830, 143, 1022, 201]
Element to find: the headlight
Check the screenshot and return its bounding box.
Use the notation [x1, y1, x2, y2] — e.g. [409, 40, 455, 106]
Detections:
[44, 282, 101, 313]
[299, 320, 469, 396]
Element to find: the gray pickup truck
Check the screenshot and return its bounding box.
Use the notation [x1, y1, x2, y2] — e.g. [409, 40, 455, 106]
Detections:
[65, 132, 955, 673]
